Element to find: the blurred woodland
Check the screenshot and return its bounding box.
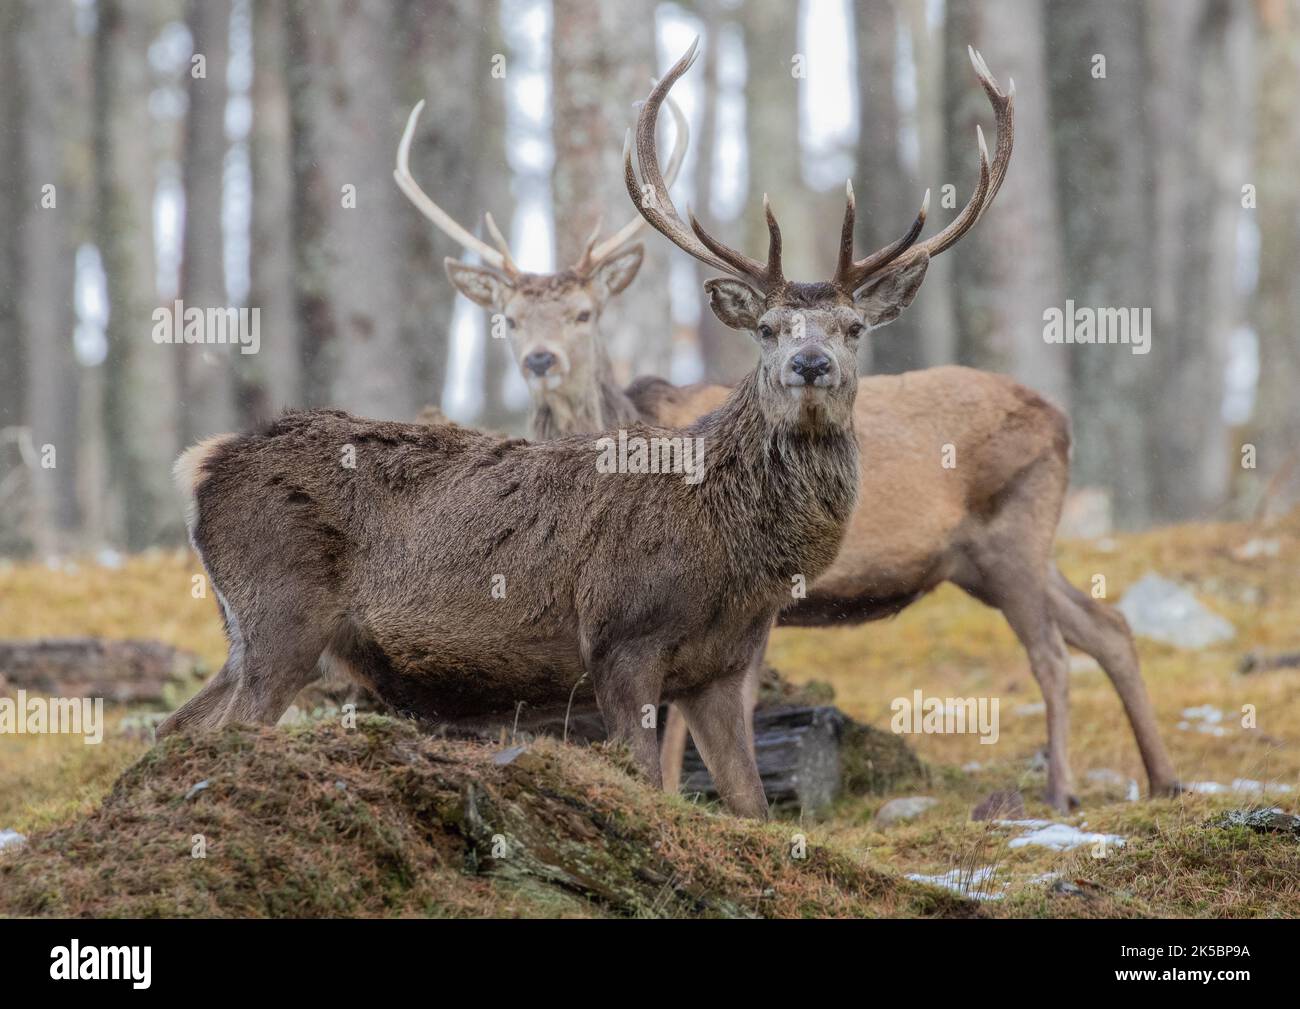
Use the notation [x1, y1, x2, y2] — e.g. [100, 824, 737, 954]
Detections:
[0, 0, 1298, 556]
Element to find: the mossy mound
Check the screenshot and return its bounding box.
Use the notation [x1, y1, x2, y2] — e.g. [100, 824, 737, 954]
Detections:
[0, 716, 980, 919]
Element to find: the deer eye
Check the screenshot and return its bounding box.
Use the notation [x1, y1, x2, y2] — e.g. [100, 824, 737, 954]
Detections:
[757, 324, 775, 340]
[847, 322, 864, 339]
[505, 317, 516, 329]
[576, 310, 591, 323]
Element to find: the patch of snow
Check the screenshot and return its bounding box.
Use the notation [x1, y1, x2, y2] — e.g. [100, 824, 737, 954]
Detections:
[0, 829, 27, 852]
[1187, 779, 1293, 796]
[1178, 704, 1229, 737]
[1004, 821, 1125, 852]
[907, 865, 1003, 901]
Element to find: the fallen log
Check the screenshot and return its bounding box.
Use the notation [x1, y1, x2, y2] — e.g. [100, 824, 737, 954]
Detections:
[0, 638, 203, 705]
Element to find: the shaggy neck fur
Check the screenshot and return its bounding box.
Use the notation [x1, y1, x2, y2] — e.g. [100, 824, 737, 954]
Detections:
[692, 367, 860, 602]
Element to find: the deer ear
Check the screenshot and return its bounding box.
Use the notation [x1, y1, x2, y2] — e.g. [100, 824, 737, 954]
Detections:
[853, 253, 930, 329]
[704, 278, 764, 331]
[445, 258, 511, 309]
[590, 245, 644, 301]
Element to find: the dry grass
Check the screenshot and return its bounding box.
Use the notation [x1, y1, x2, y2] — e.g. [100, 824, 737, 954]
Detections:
[1, 510, 1298, 916]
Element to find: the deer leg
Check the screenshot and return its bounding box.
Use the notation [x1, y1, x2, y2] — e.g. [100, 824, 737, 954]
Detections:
[1049, 566, 1181, 796]
[661, 626, 765, 794]
[675, 669, 768, 820]
[157, 654, 243, 738]
[997, 589, 1078, 812]
[590, 650, 664, 789]
[660, 705, 690, 793]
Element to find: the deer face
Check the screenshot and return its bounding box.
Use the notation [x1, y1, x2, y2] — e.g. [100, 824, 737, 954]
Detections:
[445, 247, 643, 401]
[703, 260, 929, 430]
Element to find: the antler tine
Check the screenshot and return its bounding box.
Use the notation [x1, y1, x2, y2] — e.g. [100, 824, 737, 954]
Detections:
[833, 182, 930, 291]
[581, 94, 690, 270]
[624, 40, 779, 290]
[836, 47, 1013, 292]
[394, 100, 517, 275]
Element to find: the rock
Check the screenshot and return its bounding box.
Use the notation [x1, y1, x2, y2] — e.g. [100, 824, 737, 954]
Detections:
[1212, 809, 1300, 837]
[875, 796, 939, 826]
[0, 829, 25, 852]
[1116, 573, 1235, 648]
[972, 790, 1024, 821]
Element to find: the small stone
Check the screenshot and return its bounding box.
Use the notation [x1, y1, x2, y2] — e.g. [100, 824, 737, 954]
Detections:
[184, 780, 210, 801]
[972, 790, 1025, 821]
[1212, 809, 1300, 837]
[874, 795, 939, 826]
[1117, 573, 1235, 649]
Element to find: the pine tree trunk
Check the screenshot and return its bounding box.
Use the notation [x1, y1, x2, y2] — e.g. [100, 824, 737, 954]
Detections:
[285, 0, 412, 420]
[1249, 0, 1300, 516]
[96, 0, 181, 549]
[944, 0, 1069, 412]
[245, 0, 300, 424]
[179, 0, 234, 442]
[551, 0, 674, 381]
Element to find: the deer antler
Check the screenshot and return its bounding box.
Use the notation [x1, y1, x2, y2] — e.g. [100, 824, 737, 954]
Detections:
[834, 46, 1014, 292]
[394, 100, 519, 276]
[624, 38, 785, 294]
[398, 93, 688, 279]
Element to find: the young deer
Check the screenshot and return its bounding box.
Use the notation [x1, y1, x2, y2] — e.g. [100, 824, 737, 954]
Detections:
[620, 43, 1179, 812]
[155, 61, 949, 819]
[394, 96, 689, 439]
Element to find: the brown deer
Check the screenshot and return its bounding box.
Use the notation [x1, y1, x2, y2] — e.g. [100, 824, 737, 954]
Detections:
[608, 42, 1178, 812]
[155, 57, 962, 818]
[394, 96, 689, 440]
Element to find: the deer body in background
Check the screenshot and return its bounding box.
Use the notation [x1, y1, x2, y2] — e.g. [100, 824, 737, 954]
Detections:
[605, 44, 1177, 812]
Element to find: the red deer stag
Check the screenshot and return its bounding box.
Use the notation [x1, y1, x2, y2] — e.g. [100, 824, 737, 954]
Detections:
[394, 96, 688, 439]
[624, 42, 1179, 812]
[154, 62, 942, 819]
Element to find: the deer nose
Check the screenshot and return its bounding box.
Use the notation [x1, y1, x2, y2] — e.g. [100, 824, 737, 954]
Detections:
[790, 351, 832, 383]
[523, 350, 557, 376]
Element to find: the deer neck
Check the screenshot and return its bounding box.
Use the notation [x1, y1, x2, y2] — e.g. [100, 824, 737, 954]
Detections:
[695, 370, 860, 592]
[529, 342, 641, 440]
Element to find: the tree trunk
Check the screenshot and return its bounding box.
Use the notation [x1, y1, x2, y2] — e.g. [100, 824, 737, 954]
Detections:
[179, 0, 234, 442]
[1145, 0, 1246, 520]
[245, 0, 300, 424]
[96, 0, 182, 549]
[16, 0, 89, 555]
[1045, 0, 1156, 526]
[551, 0, 674, 380]
[853, 0, 921, 374]
[285, 0, 412, 420]
[944, 0, 1069, 411]
[1246, 0, 1300, 516]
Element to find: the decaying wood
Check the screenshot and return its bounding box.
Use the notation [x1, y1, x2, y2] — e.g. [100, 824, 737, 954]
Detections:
[0, 638, 202, 704]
